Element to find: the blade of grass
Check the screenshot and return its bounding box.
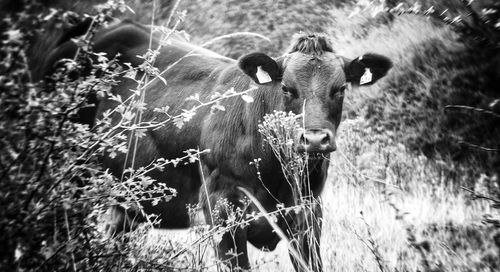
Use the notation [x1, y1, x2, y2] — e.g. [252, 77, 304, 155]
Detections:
[237, 186, 311, 272]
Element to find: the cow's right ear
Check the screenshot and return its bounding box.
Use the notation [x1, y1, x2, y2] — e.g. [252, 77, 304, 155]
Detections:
[238, 53, 281, 84]
[344, 53, 392, 86]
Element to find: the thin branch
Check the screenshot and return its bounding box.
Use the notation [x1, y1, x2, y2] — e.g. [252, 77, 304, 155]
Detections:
[64, 209, 77, 272]
[165, 0, 182, 28]
[461, 186, 500, 203]
[238, 186, 311, 272]
[445, 105, 500, 119]
[24, 112, 70, 210]
[453, 139, 499, 153]
[360, 212, 387, 272]
[0, 137, 30, 182]
[34, 243, 68, 272]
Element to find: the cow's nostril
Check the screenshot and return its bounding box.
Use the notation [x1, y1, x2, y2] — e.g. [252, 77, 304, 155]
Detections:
[300, 133, 308, 145]
[321, 133, 330, 145]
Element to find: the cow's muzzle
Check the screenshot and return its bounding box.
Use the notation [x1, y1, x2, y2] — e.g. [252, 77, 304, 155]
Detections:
[297, 129, 336, 154]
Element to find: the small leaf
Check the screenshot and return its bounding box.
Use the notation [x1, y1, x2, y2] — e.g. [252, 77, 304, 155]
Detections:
[135, 129, 147, 138]
[153, 105, 170, 114]
[122, 110, 135, 121]
[223, 87, 236, 96]
[210, 91, 222, 100]
[154, 164, 165, 172]
[109, 151, 117, 159]
[186, 93, 200, 101]
[111, 94, 122, 103]
[6, 29, 23, 43]
[181, 109, 196, 122]
[211, 104, 226, 113]
[173, 116, 184, 129]
[156, 74, 168, 86]
[241, 94, 254, 103]
[140, 176, 153, 187]
[124, 69, 137, 80]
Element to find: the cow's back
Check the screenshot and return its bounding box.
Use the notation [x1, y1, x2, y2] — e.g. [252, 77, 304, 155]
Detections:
[97, 21, 236, 157]
[89, 21, 240, 228]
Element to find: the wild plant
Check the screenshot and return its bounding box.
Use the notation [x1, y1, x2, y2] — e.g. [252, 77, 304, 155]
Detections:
[253, 110, 323, 271]
[0, 0, 255, 270]
[0, 1, 150, 270]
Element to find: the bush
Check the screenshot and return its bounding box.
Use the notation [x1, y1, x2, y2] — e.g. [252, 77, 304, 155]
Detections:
[0, 1, 175, 270]
[356, 1, 500, 192]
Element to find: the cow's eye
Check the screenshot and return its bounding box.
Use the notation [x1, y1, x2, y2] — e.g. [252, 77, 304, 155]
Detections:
[330, 85, 346, 98]
[282, 85, 298, 98]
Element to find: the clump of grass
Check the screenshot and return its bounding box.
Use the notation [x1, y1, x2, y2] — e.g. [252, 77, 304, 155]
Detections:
[321, 117, 498, 272]
[255, 110, 328, 271]
[258, 111, 308, 204]
[354, 211, 390, 272]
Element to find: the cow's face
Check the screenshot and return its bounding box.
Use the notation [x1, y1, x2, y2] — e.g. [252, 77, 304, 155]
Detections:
[239, 34, 392, 154]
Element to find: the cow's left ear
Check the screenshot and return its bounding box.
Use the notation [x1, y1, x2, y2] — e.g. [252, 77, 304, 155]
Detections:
[238, 53, 281, 84]
[344, 53, 392, 86]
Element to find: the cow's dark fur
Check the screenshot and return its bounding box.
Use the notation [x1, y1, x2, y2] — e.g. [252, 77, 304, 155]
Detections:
[39, 20, 392, 271]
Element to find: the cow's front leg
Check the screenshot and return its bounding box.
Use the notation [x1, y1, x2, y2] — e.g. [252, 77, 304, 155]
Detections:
[288, 200, 323, 272]
[201, 169, 250, 271]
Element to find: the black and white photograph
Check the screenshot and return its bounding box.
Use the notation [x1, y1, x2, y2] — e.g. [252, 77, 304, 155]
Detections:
[1, 0, 499, 271]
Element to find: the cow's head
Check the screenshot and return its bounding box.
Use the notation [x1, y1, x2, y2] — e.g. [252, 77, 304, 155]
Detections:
[239, 33, 392, 154]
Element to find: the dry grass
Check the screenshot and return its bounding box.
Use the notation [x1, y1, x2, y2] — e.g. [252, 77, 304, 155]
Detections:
[143, 118, 496, 271]
[327, 7, 460, 121]
[321, 165, 491, 272]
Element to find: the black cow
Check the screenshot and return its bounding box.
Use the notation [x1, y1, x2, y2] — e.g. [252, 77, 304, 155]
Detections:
[40, 20, 392, 271]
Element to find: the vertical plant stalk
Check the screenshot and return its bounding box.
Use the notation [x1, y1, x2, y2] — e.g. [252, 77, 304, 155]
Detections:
[196, 150, 222, 272]
[257, 110, 326, 270]
[64, 209, 77, 272]
[238, 187, 311, 272]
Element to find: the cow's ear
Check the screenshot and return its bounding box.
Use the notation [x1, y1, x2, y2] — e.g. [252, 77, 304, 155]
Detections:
[344, 53, 392, 86]
[238, 52, 281, 84]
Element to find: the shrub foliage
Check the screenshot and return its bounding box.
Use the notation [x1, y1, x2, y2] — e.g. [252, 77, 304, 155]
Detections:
[0, 1, 171, 270]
